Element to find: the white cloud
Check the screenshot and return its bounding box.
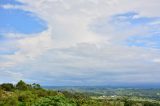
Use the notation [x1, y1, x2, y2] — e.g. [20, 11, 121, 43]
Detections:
[16, 0, 160, 46]
[0, 0, 160, 85]
[13, 43, 160, 85]
[0, 29, 53, 67]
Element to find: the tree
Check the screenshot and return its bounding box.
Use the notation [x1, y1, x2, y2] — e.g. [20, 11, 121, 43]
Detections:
[16, 80, 28, 90]
[32, 83, 42, 90]
[0, 83, 15, 91]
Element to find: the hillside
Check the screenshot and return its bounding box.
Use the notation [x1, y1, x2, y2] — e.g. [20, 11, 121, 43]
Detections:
[0, 81, 160, 106]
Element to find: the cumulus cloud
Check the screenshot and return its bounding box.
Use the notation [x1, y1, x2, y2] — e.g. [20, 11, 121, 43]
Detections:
[10, 43, 160, 85]
[0, 29, 53, 67]
[0, 0, 160, 85]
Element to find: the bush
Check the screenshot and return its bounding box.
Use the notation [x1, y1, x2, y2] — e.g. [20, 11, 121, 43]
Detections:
[17, 90, 37, 106]
[33, 95, 76, 106]
[0, 83, 15, 91]
[0, 94, 18, 106]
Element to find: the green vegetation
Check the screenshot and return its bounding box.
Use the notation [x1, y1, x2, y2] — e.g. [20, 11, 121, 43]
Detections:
[0, 81, 160, 106]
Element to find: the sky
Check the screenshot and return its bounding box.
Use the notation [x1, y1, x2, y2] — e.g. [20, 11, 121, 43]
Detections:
[0, 0, 160, 86]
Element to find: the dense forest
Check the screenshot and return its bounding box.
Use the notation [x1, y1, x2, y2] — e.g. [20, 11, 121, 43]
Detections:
[0, 80, 160, 106]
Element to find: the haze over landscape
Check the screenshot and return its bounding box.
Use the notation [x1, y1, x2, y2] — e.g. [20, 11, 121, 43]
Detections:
[0, 0, 160, 87]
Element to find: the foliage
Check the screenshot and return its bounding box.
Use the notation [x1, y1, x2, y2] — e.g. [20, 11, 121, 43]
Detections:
[0, 81, 160, 106]
[16, 80, 29, 90]
[33, 95, 76, 106]
[32, 83, 41, 90]
[0, 83, 14, 91]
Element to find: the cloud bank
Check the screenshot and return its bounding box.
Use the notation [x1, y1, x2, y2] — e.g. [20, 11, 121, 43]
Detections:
[0, 0, 160, 85]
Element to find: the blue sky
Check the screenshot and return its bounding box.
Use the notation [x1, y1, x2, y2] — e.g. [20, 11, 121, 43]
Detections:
[0, 0, 160, 86]
[0, 0, 23, 5]
[0, 7, 47, 35]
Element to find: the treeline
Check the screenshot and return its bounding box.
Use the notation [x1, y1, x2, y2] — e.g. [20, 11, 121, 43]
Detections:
[0, 81, 160, 106]
[0, 80, 99, 106]
[123, 99, 160, 106]
[0, 80, 41, 91]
